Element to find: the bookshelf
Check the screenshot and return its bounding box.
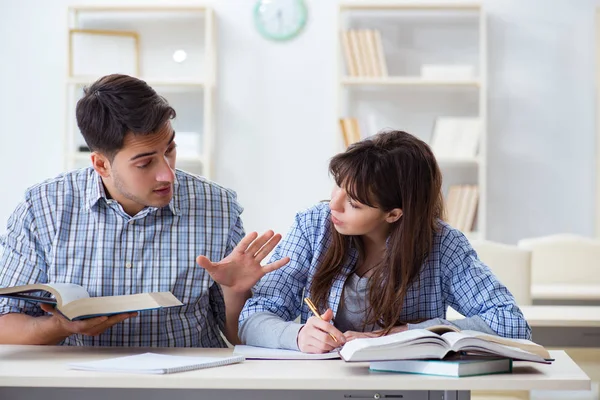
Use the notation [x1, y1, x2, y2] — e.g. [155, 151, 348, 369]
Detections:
[64, 6, 216, 178]
[336, 2, 487, 239]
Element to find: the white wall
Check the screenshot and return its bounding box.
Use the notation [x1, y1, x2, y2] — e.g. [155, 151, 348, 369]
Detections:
[0, 0, 597, 245]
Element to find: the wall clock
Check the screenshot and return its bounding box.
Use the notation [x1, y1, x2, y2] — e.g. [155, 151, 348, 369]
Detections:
[254, 0, 308, 41]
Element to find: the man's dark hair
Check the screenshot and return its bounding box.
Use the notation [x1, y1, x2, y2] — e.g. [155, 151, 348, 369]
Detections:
[76, 74, 176, 160]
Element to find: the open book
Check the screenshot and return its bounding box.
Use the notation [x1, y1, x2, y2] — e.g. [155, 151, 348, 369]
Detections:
[339, 325, 551, 364]
[0, 283, 183, 321]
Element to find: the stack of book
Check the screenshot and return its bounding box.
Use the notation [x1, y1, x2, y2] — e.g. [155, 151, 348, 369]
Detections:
[339, 117, 362, 148]
[340, 29, 388, 77]
[445, 185, 479, 233]
[339, 325, 552, 378]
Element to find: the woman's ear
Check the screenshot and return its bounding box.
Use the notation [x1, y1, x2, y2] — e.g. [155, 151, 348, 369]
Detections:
[385, 208, 403, 224]
[91, 152, 111, 178]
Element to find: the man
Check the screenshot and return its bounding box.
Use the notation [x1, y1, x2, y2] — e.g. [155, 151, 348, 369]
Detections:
[0, 74, 288, 347]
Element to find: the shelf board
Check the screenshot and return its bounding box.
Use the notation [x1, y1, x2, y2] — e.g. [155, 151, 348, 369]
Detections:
[341, 77, 480, 87]
[340, 2, 481, 11]
[67, 77, 205, 87]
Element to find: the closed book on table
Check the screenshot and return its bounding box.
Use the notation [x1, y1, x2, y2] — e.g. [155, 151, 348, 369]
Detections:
[370, 356, 512, 377]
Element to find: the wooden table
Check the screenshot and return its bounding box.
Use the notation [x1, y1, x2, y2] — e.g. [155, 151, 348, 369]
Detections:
[0, 346, 590, 400]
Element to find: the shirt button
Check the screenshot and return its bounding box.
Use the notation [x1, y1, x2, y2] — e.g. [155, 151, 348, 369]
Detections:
[125, 262, 132, 269]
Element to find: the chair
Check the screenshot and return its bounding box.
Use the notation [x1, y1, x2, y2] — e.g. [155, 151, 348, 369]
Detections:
[470, 239, 532, 305]
[517, 234, 600, 286]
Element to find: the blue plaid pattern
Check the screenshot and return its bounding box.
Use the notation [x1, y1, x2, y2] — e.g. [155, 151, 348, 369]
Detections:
[0, 167, 245, 347]
[241, 202, 531, 340]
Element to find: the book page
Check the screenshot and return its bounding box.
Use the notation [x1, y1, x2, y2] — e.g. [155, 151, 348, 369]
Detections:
[0, 282, 89, 306]
[44, 283, 90, 305]
[339, 329, 448, 361]
[462, 330, 551, 359]
[441, 332, 549, 363]
[59, 292, 183, 321]
[233, 345, 340, 360]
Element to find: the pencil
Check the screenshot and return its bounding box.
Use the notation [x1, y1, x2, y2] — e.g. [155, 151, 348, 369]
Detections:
[304, 297, 339, 343]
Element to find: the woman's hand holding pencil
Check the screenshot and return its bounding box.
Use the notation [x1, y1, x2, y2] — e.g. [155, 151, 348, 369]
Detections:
[297, 297, 346, 354]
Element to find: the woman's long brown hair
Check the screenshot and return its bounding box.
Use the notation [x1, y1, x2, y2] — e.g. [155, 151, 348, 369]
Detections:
[310, 130, 444, 333]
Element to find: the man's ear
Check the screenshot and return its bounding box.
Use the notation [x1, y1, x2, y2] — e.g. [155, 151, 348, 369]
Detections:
[91, 152, 111, 178]
[385, 208, 403, 224]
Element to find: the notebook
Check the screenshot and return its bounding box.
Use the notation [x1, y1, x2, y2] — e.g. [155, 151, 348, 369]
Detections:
[370, 356, 513, 377]
[233, 345, 340, 360]
[68, 352, 245, 374]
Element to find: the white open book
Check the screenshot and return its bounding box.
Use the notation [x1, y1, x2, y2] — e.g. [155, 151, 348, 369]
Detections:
[339, 325, 551, 364]
[0, 283, 183, 321]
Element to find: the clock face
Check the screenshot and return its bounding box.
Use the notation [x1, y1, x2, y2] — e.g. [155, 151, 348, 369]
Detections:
[254, 0, 308, 41]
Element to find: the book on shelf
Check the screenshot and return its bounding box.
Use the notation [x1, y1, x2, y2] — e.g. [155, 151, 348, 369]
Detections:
[0, 283, 183, 321]
[341, 29, 388, 78]
[68, 352, 245, 375]
[430, 117, 481, 160]
[339, 324, 551, 364]
[370, 354, 512, 378]
[339, 117, 362, 148]
[445, 184, 479, 233]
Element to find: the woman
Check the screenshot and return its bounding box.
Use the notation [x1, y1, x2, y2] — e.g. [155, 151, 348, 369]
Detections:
[239, 130, 530, 354]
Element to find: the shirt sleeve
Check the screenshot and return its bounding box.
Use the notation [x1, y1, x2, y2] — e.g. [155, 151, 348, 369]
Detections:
[239, 211, 314, 345]
[440, 229, 532, 340]
[239, 311, 303, 350]
[210, 209, 246, 333]
[0, 196, 49, 316]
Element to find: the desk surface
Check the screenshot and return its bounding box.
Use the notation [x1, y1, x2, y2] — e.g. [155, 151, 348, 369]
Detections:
[447, 305, 600, 328]
[0, 346, 590, 391]
[531, 284, 600, 300]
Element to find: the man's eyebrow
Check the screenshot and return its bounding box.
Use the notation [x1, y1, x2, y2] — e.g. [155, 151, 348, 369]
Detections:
[129, 131, 176, 162]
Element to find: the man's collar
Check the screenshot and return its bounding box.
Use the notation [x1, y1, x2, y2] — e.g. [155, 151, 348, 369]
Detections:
[84, 168, 181, 216]
[85, 169, 105, 211]
[167, 174, 181, 216]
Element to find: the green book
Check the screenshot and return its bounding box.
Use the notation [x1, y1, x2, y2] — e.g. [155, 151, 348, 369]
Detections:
[370, 355, 513, 378]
